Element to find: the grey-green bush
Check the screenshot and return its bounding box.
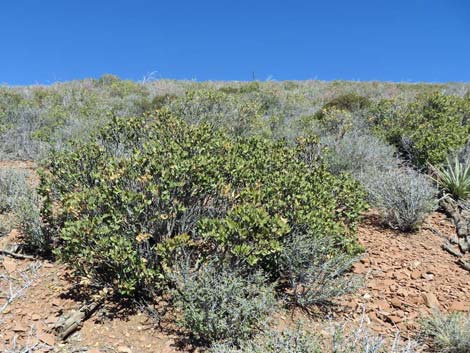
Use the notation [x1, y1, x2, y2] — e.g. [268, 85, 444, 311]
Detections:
[0, 169, 45, 252]
[321, 130, 399, 177]
[364, 168, 437, 231]
[170, 261, 277, 346]
[0, 169, 30, 213]
[421, 311, 470, 353]
[211, 321, 419, 353]
[210, 326, 321, 353]
[279, 232, 362, 308]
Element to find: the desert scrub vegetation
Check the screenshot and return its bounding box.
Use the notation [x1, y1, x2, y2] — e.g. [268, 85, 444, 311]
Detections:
[0, 169, 44, 251]
[39, 110, 367, 298]
[420, 311, 470, 353]
[431, 156, 470, 201]
[364, 168, 437, 231]
[211, 321, 420, 353]
[170, 261, 277, 345]
[373, 92, 470, 168]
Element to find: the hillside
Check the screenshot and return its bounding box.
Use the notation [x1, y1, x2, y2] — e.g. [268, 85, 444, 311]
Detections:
[1, 77, 470, 353]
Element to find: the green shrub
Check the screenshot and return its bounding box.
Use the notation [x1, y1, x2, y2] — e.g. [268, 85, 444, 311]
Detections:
[431, 157, 470, 200]
[171, 261, 276, 346]
[364, 168, 437, 232]
[167, 89, 268, 136]
[315, 93, 372, 120]
[39, 111, 367, 297]
[375, 92, 470, 167]
[421, 311, 470, 353]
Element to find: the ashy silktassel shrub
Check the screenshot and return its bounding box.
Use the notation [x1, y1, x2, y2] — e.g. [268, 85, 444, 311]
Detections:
[39, 111, 367, 297]
[278, 231, 362, 309]
[0, 169, 29, 213]
[421, 311, 470, 353]
[0, 168, 46, 252]
[210, 321, 419, 353]
[170, 261, 277, 346]
[330, 321, 420, 353]
[210, 325, 321, 353]
[374, 92, 470, 168]
[431, 157, 470, 200]
[364, 168, 437, 232]
[321, 129, 399, 177]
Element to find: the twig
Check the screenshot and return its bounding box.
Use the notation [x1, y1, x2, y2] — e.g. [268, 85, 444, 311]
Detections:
[441, 241, 463, 258]
[457, 259, 470, 272]
[55, 300, 103, 341]
[424, 226, 446, 239]
[0, 249, 34, 260]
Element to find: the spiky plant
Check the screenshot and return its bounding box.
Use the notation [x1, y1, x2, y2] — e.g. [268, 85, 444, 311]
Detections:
[432, 157, 470, 200]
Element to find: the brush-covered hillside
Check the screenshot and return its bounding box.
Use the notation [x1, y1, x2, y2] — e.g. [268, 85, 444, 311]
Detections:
[0, 76, 470, 353]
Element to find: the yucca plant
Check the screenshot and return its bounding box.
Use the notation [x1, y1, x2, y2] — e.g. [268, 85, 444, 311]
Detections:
[431, 157, 470, 200]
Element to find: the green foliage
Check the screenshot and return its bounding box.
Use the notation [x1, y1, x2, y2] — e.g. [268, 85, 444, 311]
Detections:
[315, 93, 372, 121]
[375, 92, 470, 167]
[421, 311, 470, 353]
[39, 112, 366, 297]
[431, 157, 470, 200]
[167, 89, 268, 136]
[171, 262, 276, 346]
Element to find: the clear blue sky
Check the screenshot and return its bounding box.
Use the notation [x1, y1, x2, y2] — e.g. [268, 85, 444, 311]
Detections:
[1, 0, 469, 85]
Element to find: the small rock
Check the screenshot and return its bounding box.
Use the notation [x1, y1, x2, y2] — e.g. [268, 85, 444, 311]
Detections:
[50, 298, 61, 307]
[12, 323, 27, 332]
[388, 315, 402, 324]
[352, 263, 367, 274]
[449, 302, 469, 312]
[45, 315, 57, 324]
[31, 314, 41, 321]
[411, 270, 422, 280]
[2, 258, 17, 273]
[38, 331, 55, 346]
[394, 271, 408, 280]
[390, 298, 402, 308]
[422, 293, 440, 309]
[376, 300, 391, 311]
[117, 346, 133, 353]
[422, 273, 434, 281]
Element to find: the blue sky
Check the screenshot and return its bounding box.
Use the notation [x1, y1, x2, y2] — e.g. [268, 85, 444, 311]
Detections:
[1, 0, 469, 84]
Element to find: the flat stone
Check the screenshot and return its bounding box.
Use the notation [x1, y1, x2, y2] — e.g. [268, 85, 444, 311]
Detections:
[38, 331, 55, 346]
[2, 258, 17, 273]
[449, 301, 469, 312]
[411, 270, 422, 280]
[422, 293, 440, 309]
[390, 298, 402, 308]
